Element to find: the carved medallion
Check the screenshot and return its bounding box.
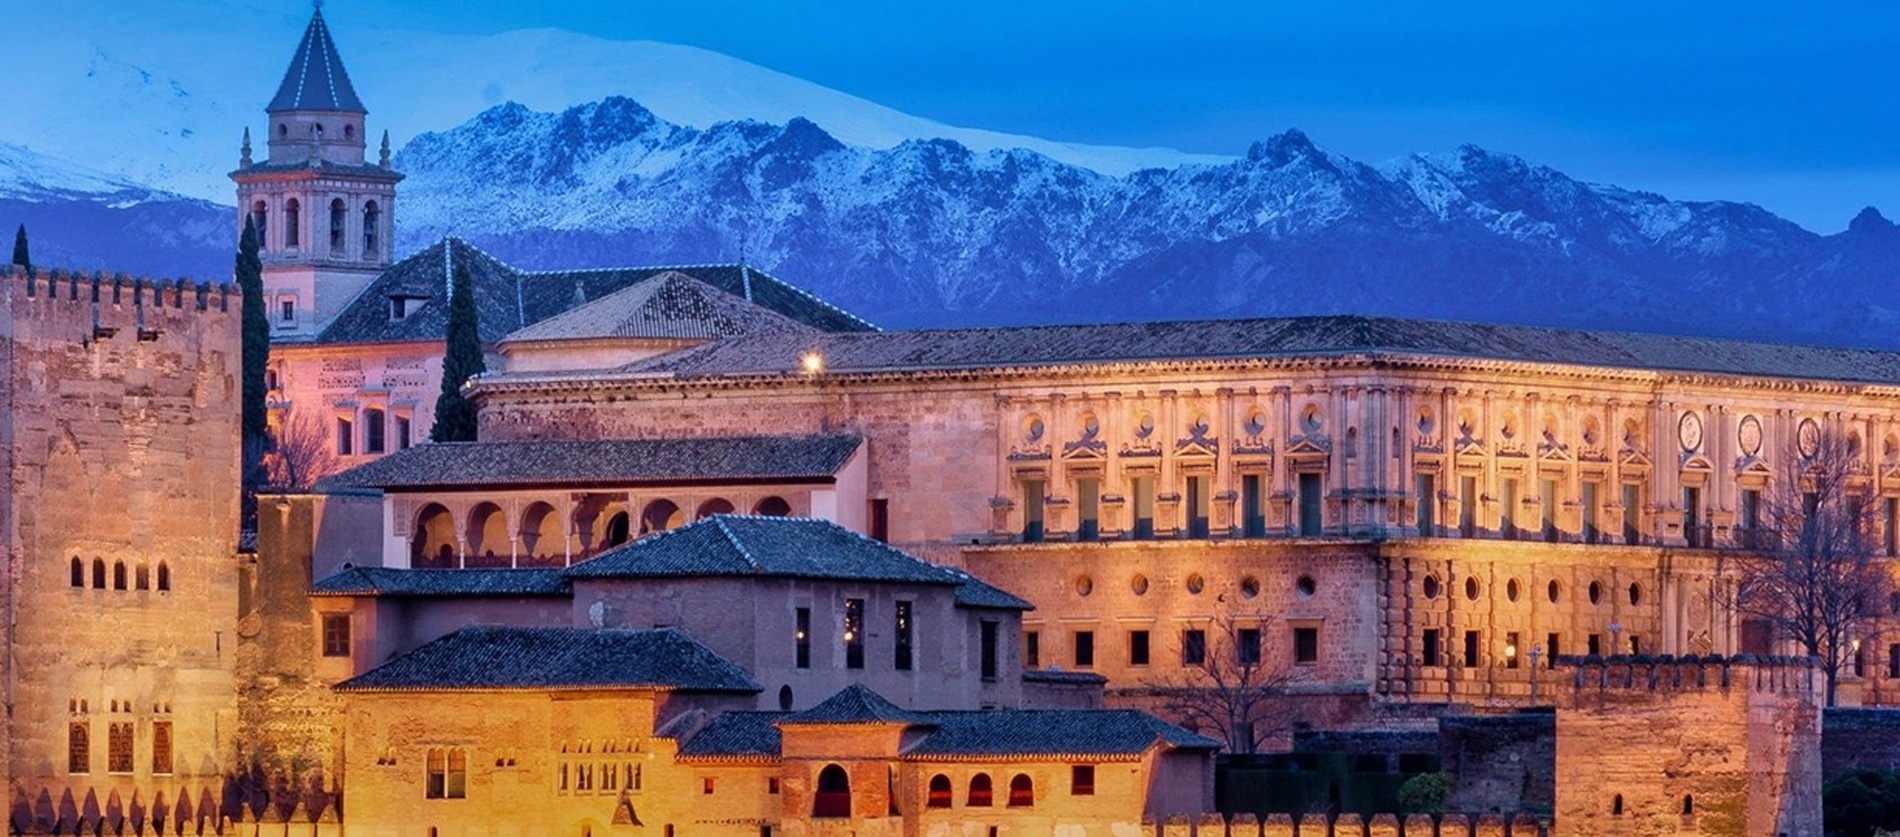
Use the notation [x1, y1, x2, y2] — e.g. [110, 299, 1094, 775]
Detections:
[1677, 411, 1703, 452]
[1737, 415, 1762, 458]
[1798, 417, 1821, 458]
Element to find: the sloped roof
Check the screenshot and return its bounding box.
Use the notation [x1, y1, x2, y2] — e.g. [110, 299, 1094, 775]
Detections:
[608, 314, 1900, 386]
[336, 626, 761, 693]
[675, 712, 784, 761]
[318, 433, 862, 491]
[312, 238, 874, 345]
[779, 684, 935, 726]
[310, 566, 570, 598]
[502, 271, 817, 344]
[268, 10, 365, 113]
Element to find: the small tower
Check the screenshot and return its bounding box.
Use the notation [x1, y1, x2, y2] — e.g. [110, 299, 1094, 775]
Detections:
[232, 5, 402, 339]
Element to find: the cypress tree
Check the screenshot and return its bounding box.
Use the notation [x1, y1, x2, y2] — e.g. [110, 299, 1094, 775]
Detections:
[11, 224, 28, 273]
[236, 216, 269, 527]
[430, 260, 485, 443]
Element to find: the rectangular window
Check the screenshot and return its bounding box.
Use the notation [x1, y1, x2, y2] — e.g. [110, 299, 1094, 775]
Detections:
[894, 601, 914, 671]
[1623, 483, 1642, 545]
[321, 613, 351, 658]
[1541, 478, 1559, 542]
[1628, 635, 1641, 656]
[1889, 644, 1899, 679]
[1416, 473, 1436, 536]
[1500, 478, 1519, 540]
[1861, 647, 1871, 678]
[1459, 475, 1478, 537]
[108, 723, 134, 774]
[1129, 630, 1150, 666]
[364, 408, 386, 454]
[843, 599, 865, 670]
[1132, 477, 1155, 539]
[870, 498, 890, 542]
[1741, 619, 1773, 655]
[280, 298, 295, 324]
[1076, 478, 1100, 541]
[1684, 486, 1703, 548]
[980, 620, 999, 680]
[396, 416, 413, 451]
[1024, 630, 1040, 669]
[427, 749, 446, 797]
[1292, 627, 1318, 665]
[1422, 629, 1441, 667]
[795, 607, 811, 669]
[703, 777, 716, 795]
[1463, 630, 1480, 668]
[1073, 630, 1095, 668]
[1242, 474, 1266, 537]
[1547, 633, 1561, 668]
[152, 720, 173, 775]
[68, 723, 89, 774]
[1886, 497, 1898, 557]
[1182, 629, 1207, 666]
[1186, 475, 1210, 538]
[1298, 472, 1323, 536]
[1582, 481, 1601, 544]
[335, 416, 354, 456]
[1022, 479, 1046, 543]
[1739, 488, 1761, 547]
[1239, 628, 1264, 666]
[427, 749, 466, 799]
[1506, 632, 1521, 670]
[1071, 765, 1096, 796]
[1587, 634, 1602, 657]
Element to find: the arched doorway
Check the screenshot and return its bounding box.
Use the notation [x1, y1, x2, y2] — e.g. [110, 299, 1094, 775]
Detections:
[813, 765, 850, 818]
[640, 499, 683, 535]
[518, 502, 563, 566]
[411, 504, 456, 567]
[465, 502, 509, 566]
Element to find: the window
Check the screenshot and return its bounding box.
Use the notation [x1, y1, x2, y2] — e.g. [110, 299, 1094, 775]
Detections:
[1073, 630, 1095, 668]
[1025, 630, 1040, 668]
[1464, 630, 1480, 667]
[70, 557, 83, 588]
[284, 199, 300, 248]
[1129, 630, 1150, 666]
[702, 777, 716, 795]
[112, 561, 126, 590]
[1298, 472, 1323, 536]
[135, 564, 149, 591]
[1459, 475, 1478, 537]
[1587, 634, 1602, 656]
[1021, 479, 1045, 542]
[813, 765, 851, 818]
[1683, 795, 1694, 816]
[1582, 480, 1601, 544]
[1132, 476, 1155, 539]
[68, 723, 89, 774]
[1293, 627, 1317, 665]
[364, 408, 386, 454]
[1415, 473, 1435, 536]
[1239, 628, 1263, 665]
[336, 416, 354, 456]
[1183, 629, 1207, 666]
[1186, 475, 1210, 538]
[152, 720, 173, 775]
[1613, 794, 1624, 816]
[280, 297, 296, 325]
[1887, 497, 1899, 557]
[92, 558, 106, 589]
[869, 498, 890, 542]
[927, 774, 952, 808]
[1541, 478, 1559, 542]
[156, 562, 170, 592]
[427, 748, 467, 799]
[363, 201, 381, 258]
[330, 198, 347, 254]
[1008, 774, 1034, 807]
[251, 201, 268, 249]
[1500, 478, 1519, 539]
[1683, 486, 1703, 547]
[1506, 632, 1521, 669]
[1547, 634, 1561, 668]
[321, 614, 352, 657]
[980, 620, 1000, 680]
[108, 723, 133, 773]
[1075, 478, 1100, 541]
[841, 596, 864, 669]
[1623, 483, 1642, 544]
[968, 774, 993, 807]
[894, 601, 914, 671]
[795, 607, 811, 669]
[1422, 629, 1441, 667]
[397, 416, 413, 451]
[1071, 765, 1096, 796]
[1242, 474, 1267, 537]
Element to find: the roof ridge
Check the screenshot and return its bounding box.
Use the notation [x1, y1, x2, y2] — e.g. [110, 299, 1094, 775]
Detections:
[710, 516, 762, 573]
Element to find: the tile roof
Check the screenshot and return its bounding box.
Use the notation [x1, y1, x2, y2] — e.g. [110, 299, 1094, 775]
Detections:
[336, 626, 761, 693]
[565, 517, 1024, 606]
[608, 314, 1900, 386]
[779, 684, 935, 726]
[945, 568, 1036, 611]
[1021, 670, 1109, 686]
[312, 238, 874, 345]
[501, 271, 817, 344]
[675, 712, 784, 761]
[317, 433, 862, 491]
[309, 566, 571, 598]
[269, 10, 365, 113]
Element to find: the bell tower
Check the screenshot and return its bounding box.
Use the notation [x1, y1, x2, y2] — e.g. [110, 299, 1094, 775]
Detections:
[232, 3, 402, 339]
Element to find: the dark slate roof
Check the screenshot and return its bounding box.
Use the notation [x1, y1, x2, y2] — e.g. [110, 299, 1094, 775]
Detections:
[312, 238, 874, 345]
[268, 10, 366, 113]
[336, 627, 761, 693]
[318, 433, 862, 491]
[1021, 669, 1109, 686]
[309, 566, 571, 598]
[905, 710, 1221, 759]
[613, 314, 1900, 386]
[945, 568, 1035, 611]
[503, 271, 820, 344]
[564, 517, 1015, 600]
[232, 160, 403, 181]
[675, 712, 784, 761]
[779, 684, 935, 726]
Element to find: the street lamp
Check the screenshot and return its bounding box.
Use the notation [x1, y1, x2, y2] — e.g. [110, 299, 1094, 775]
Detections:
[1608, 622, 1624, 657]
[1528, 643, 1544, 704]
[800, 350, 825, 376]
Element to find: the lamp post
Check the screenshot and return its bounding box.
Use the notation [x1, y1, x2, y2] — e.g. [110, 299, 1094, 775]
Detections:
[1528, 643, 1543, 704]
[1608, 622, 1625, 656]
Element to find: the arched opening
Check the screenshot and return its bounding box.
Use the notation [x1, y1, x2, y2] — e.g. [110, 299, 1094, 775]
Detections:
[753, 496, 792, 517]
[329, 199, 347, 254]
[362, 201, 380, 259]
[283, 199, 300, 248]
[92, 558, 106, 589]
[967, 774, 993, 807]
[155, 562, 170, 592]
[518, 502, 563, 566]
[696, 498, 735, 520]
[135, 564, 149, 591]
[276, 123, 287, 138]
[466, 503, 509, 566]
[927, 774, 952, 808]
[1612, 794, 1624, 816]
[603, 511, 632, 549]
[70, 557, 84, 588]
[251, 201, 268, 248]
[777, 685, 793, 711]
[1007, 774, 1034, 807]
[344, 123, 355, 140]
[411, 503, 458, 567]
[812, 764, 851, 818]
[640, 499, 683, 536]
[1682, 794, 1694, 816]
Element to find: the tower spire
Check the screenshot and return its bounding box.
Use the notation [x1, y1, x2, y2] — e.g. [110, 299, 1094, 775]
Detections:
[240, 127, 252, 167]
[379, 130, 391, 169]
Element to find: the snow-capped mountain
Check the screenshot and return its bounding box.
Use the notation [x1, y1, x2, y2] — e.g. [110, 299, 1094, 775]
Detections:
[0, 141, 231, 279]
[389, 98, 1900, 345]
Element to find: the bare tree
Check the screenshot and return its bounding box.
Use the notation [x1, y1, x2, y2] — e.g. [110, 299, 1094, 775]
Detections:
[263, 409, 343, 491]
[1731, 430, 1891, 706]
[1138, 612, 1295, 754]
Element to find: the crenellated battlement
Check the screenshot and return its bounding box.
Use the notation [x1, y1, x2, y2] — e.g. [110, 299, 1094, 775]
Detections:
[5, 264, 238, 315]
[1556, 653, 1820, 698]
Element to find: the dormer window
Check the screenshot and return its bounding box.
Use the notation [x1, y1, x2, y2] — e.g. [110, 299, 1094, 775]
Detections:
[389, 295, 427, 322]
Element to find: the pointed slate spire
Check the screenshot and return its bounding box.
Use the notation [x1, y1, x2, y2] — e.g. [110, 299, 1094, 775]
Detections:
[268, 8, 366, 113]
[240, 127, 252, 166]
[378, 130, 392, 168]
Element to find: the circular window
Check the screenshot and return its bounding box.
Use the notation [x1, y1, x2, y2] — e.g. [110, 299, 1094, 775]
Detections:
[1075, 575, 1094, 597]
[1588, 581, 1603, 605]
[1185, 573, 1205, 595]
[1296, 576, 1317, 598]
[1628, 583, 1642, 606]
[1465, 577, 1480, 601]
[1239, 576, 1260, 599]
[1422, 575, 1441, 599]
[1548, 580, 1561, 604]
[1131, 574, 1150, 596]
[1506, 578, 1521, 602]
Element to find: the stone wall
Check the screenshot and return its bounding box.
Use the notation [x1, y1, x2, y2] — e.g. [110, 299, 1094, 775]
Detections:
[1439, 713, 1554, 816]
[1821, 708, 1900, 779]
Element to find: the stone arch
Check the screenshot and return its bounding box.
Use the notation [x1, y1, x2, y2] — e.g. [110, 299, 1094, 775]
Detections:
[69, 557, 83, 588]
[112, 561, 127, 591]
[156, 562, 169, 592]
[411, 503, 457, 568]
[639, 499, 683, 535]
[92, 559, 106, 590]
[466, 503, 509, 565]
[1008, 773, 1034, 807]
[602, 511, 632, 549]
[813, 764, 850, 818]
[695, 498, 735, 520]
[926, 774, 951, 808]
[283, 199, 300, 248]
[328, 199, 347, 254]
[968, 774, 993, 807]
[518, 502, 562, 564]
[753, 496, 793, 517]
[362, 201, 380, 257]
